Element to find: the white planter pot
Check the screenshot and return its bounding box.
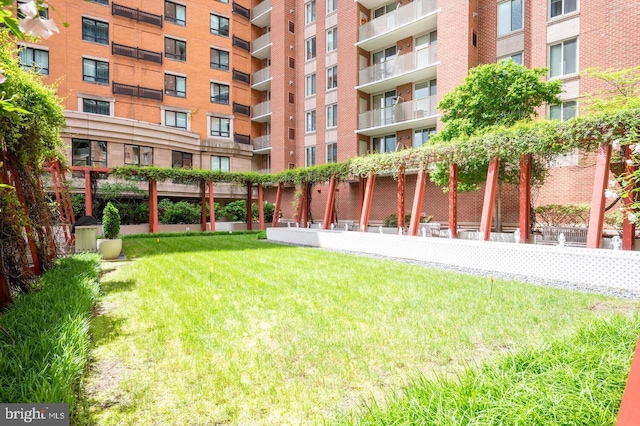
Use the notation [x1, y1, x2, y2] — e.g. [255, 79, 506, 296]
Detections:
[97, 238, 122, 260]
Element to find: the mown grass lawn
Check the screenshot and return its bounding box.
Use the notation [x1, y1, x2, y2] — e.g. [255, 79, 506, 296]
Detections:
[81, 234, 638, 425]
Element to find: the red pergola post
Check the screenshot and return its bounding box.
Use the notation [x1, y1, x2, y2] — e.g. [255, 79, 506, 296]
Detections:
[519, 154, 532, 243]
[84, 169, 92, 216]
[408, 167, 426, 236]
[7, 165, 41, 276]
[323, 175, 337, 229]
[0, 275, 10, 309]
[246, 181, 253, 231]
[358, 176, 366, 221]
[359, 172, 376, 232]
[587, 143, 612, 248]
[449, 163, 458, 238]
[258, 184, 265, 230]
[397, 166, 406, 229]
[57, 162, 76, 226]
[36, 174, 56, 260]
[301, 182, 310, 227]
[623, 145, 637, 250]
[148, 179, 158, 233]
[200, 180, 207, 232]
[480, 158, 500, 241]
[209, 180, 216, 232]
[272, 183, 283, 228]
[616, 335, 640, 425]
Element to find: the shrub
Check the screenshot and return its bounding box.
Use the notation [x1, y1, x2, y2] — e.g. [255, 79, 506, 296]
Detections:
[383, 212, 431, 227]
[534, 204, 591, 226]
[101, 202, 121, 239]
[223, 200, 275, 223]
[256, 230, 267, 240]
[158, 199, 201, 224]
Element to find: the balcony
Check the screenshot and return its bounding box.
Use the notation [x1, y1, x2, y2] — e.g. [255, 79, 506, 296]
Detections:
[112, 3, 163, 28]
[251, 101, 271, 123]
[253, 135, 271, 153]
[112, 42, 162, 64]
[252, 66, 271, 91]
[354, 0, 389, 9]
[252, 0, 271, 28]
[357, 45, 437, 93]
[251, 32, 271, 60]
[357, 96, 438, 136]
[357, 0, 438, 51]
[112, 82, 163, 101]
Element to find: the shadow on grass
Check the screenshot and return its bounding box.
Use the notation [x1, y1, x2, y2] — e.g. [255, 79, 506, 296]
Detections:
[92, 314, 126, 346]
[101, 279, 136, 294]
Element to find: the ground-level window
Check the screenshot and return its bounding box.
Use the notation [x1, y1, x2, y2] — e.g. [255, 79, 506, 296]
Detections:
[305, 146, 316, 166]
[125, 144, 153, 166]
[171, 150, 192, 169]
[72, 138, 107, 167]
[211, 156, 230, 172]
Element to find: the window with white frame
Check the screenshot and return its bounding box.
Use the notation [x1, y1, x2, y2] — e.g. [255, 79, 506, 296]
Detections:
[372, 135, 396, 153]
[82, 98, 110, 115]
[211, 82, 230, 104]
[210, 116, 231, 137]
[498, 0, 523, 35]
[305, 146, 316, 167]
[549, 38, 577, 77]
[326, 103, 337, 128]
[211, 155, 230, 172]
[327, 0, 337, 13]
[19, 47, 49, 74]
[165, 110, 188, 130]
[326, 26, 337, 52]
[414, 127, 436, 148]
[326, 142, 337, 163]
[124, 144, 153, 166]
[305, 0, 316, 24]
[82, 18, 109, 44]
[306, 36, 316, 60]
[305, 110, 316, 132]
[305, 73, 316, 96]
[498, 52, 523, 64]
[549, 100, 577, 121]
[165, 74, 186, 97]
[82, 58, 108, 84]
[550, 0, 577, 18]
[164, 1, 186, 26]
[327, 65, 337, 89]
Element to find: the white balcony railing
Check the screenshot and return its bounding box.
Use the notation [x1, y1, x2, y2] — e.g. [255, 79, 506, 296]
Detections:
[252, 32, 271, 55]
[359, 46, 437, 86]
[358, 96, 437, 130]
[252, 0, 271, 22]
[253, 134, 271, 151]
[252, 66, 271, 86]
[359, 0, 437, 41]
[252, 101, 271, 119]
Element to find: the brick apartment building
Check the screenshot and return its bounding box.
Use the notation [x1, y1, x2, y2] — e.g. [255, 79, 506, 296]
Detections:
[22, 0, 640, 224]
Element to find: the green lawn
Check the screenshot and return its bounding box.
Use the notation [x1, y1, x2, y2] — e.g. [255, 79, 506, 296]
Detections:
[80, 234, 638, 425]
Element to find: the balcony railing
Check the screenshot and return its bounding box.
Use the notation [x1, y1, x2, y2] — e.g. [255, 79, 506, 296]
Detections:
[232, 2, 251, 19]
[234, 133, 251, 145]
[252, 66, 271, 87]
[112, 42, 162, 64]
[232, 35, 251, 52]
[253, 135, 271, 151]
[232, 68, 251, 84]
[112, 3, 163, 27]
[358, 96, 436, 130]
[252, 101, 271, 119]
[112, 82, 163, 101]
[359, 0, 436, 41]
[251, 32, 271, 56]
[233, 102, 251, 116]
[359, 46, 437, 86]
[251, 0, 271, 27]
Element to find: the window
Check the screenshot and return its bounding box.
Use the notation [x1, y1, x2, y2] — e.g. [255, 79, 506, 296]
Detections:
[88, 0, 108, 4]
[210, 116, 231, 137]
[82, 18, 108, 44]
[305, 73, 316, 96]
[165, 1, 186, 26]
[498, 52, 523, 65]
[550, 0, 577, 18]
[82, 99, 110, 115]
[19, 47, 49, 74]
[210, 14, 230, 36]
[72, 139, 107, 167]
[165, 74, 186, 97]
[414, 127, 436, 148]
[550, 100, 577, 120]
[165, 37, 186, 61]
[171, 150, 192, 169]
[372, 135, 396, 153]
[327, 65, 337, 89]
[326, 103, 337, 128]
[82, 58, 108, 84]
[306, 36, 316, 60]
[124, 144, 153, 166]
[211, 156, 230, 172]
[498, 0, 523, 35]
[18, 0, 48, 17]
[288, 92, 295, 103]
[305, 146, 316, 167]
[289, 57, 295, 68]
[211, 83, 230, 104]
[327, 0, 337, 14]
[305, 0, 316, 24]
[374, 2, 396, 18]
[326, 142, 337, 163]
[549, 38, 577, 77]
[165, 110, 188, 130]
[210, 48, 229, 70]
[215, 0, 229, 3]
[326, 27, 337, 52]
[305, 110, 316, 133]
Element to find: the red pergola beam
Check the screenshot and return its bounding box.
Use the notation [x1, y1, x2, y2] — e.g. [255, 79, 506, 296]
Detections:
[258, 184, 265, 230]
[616, 335, 640, 425]
[148, 179, 158, 233]
[246, 182, 253, 231]
[408, 167, 426, 236]
[323, 176, 337, 229]
[587, 143, 612, 248]
[209, 181, 216, 232]
[272, 183, 283, 228]
[480, 157, 500, 241]
[359, 172, 376, 232]
[623, 145, 637, 250]
[519, 154, 532, 243]
[397, 167, 406, 229]
[449, 163, 458, 238]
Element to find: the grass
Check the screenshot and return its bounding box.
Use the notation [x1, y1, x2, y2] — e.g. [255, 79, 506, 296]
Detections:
[83, 235, 638, 425]
[0, 254, 100, 411]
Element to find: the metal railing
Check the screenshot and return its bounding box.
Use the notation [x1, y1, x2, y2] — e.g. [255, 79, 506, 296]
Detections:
[253, 134, 271, 151]
[359, 46, 437, 86]
[252, 66, 271, 86]
[359, 0, 436, 41]
[112, 42, 162, 64]
[358, 96, 436, 130]
[112, 82, 163, 101]
[112, 3, 163, 27]
[252, 101, 271, 119]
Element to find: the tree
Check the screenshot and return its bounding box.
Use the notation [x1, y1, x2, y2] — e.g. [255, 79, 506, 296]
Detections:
[429, 60, 562, 191]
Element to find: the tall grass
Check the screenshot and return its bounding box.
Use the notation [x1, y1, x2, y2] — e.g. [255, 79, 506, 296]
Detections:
[0, 254, 100, 412]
